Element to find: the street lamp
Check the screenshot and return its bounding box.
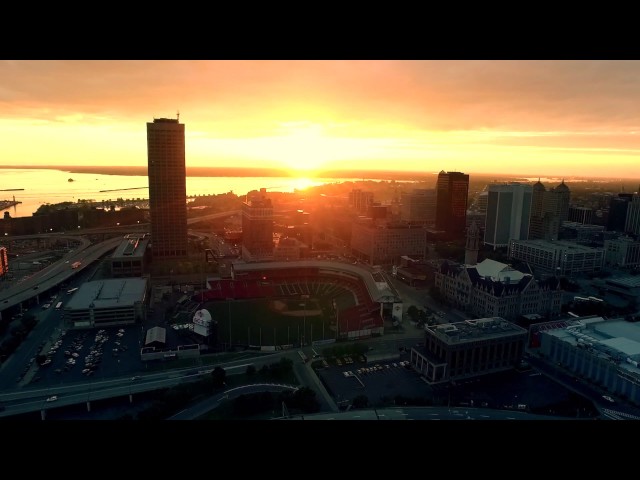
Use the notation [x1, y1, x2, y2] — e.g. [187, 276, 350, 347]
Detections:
[299, 302, 306, 346]
[227, 298, 233, 350]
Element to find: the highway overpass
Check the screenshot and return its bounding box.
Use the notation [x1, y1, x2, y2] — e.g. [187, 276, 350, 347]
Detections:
[0, 236, 123, 314]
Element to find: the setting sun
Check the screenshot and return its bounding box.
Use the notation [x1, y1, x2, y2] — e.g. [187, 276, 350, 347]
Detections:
[273, 123, 331, 172]
[290, 177, 318, 191]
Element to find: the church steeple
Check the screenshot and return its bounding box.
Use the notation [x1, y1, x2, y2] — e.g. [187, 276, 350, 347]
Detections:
[465, 220, 480, 265]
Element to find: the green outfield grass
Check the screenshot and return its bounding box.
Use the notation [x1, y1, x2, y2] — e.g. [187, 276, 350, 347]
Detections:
[204, 291, 355, 347]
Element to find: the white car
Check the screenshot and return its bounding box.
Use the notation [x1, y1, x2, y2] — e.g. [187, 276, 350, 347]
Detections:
[45, 396, 58, 402]
[602, 395, 615, 403]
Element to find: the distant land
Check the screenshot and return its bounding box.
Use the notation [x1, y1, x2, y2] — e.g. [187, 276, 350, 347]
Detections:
[0, 164, 440, 180]
[0, 165, 638, 184]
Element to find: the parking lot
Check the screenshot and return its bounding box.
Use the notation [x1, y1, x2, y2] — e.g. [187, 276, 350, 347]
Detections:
[314, 353, 602, 417]
[27, 323, 145, 386]
[317, 358, 434, 407]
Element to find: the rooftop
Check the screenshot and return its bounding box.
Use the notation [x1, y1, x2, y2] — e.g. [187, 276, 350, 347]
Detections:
[474, 258, 525, 283]
[426, 317, 527, 345]
[605, 275, 640, 289]
[510, 239, 604, 253]
[112, 236, 149, 259]
[66, 278, 147, 310]
[543, 317, 640, 374]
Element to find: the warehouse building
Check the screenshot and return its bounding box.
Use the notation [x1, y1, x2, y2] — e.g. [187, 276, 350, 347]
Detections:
[535, 316, 640, 405]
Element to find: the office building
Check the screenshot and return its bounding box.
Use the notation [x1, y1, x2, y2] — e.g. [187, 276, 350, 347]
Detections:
[625, 194, 640, 236]
[435, 171, 469, 238]
[568, 206, 594, 225]
[273, 236, 308, 261]
[409, 317, 528, 384]
[509, 239, 604, 276]
[607, 193, 633, 232]
[400, 189, 436, 225]
[484, 183, 532, 249]
[351, 219, 426, 265]
[147, 117, 188, 259]
[529, 180, 570, 241]
[474, 191, 488, 215]
[242, 188, 274, 261]
[558, 222, 605, 244]
[546, 180, 570, 222]
[604, 236, 640, 268]
[349, 189, 374, 214]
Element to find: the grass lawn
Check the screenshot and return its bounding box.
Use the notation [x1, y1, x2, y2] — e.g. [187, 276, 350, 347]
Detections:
[205, 297, 340, 347]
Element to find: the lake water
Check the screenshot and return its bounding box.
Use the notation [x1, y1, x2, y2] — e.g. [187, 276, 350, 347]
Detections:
[0, 168, 394, 218]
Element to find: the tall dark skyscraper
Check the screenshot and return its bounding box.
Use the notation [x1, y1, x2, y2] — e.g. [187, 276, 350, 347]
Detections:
[484, 183, 532, 249]
[147, 117, 188, 259]
[435, 170, 469, 238]
[608, 193, 634, 232]
[529, 180, 571, 240]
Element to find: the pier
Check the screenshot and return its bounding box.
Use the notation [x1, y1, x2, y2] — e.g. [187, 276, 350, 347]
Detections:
[0, 200, 22, 210]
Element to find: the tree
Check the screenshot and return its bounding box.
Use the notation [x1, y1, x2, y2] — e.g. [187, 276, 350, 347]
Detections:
[278, 357, 293, 372]
[211, 366, 226, 388]
[406, 305, 419, 321]
[292, 387, 320, 413]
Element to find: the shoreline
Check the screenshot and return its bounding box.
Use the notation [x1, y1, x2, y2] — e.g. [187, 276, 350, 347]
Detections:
[0, 165, 636, 183]
[0, 164, 434, 180]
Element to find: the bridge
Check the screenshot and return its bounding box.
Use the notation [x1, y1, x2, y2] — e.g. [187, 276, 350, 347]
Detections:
[0, 360, 267, 419]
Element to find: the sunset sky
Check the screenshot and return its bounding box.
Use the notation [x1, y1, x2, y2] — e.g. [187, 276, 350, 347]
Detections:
[0, 60, 638, 179]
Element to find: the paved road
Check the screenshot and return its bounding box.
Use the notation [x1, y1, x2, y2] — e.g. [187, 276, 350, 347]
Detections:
[0, 236, 122, 311]
[290, 405, 573, 420]
[169, 383, 299, 420]
[526, 353, 640, 420]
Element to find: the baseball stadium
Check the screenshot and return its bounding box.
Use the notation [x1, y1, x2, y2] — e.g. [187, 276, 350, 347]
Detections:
[196, 260, 402, 349]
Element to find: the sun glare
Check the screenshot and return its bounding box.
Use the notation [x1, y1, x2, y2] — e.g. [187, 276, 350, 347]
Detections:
[291, 177, 316, 191]
[277, 123, 330, 173]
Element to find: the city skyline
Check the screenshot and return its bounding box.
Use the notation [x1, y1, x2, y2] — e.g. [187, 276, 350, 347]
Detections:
[1, 60, 639, 179]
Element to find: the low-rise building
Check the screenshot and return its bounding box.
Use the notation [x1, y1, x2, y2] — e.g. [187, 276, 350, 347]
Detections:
[110, 234, 149, 277]
[410, 317, 527, 384]
[64, 277, 148, 328]
[535, 316, 640, 405]
[604, 236, 640, 268]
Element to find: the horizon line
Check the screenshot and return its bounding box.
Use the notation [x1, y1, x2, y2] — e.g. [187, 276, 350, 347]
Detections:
[0, 164, 637, 182]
